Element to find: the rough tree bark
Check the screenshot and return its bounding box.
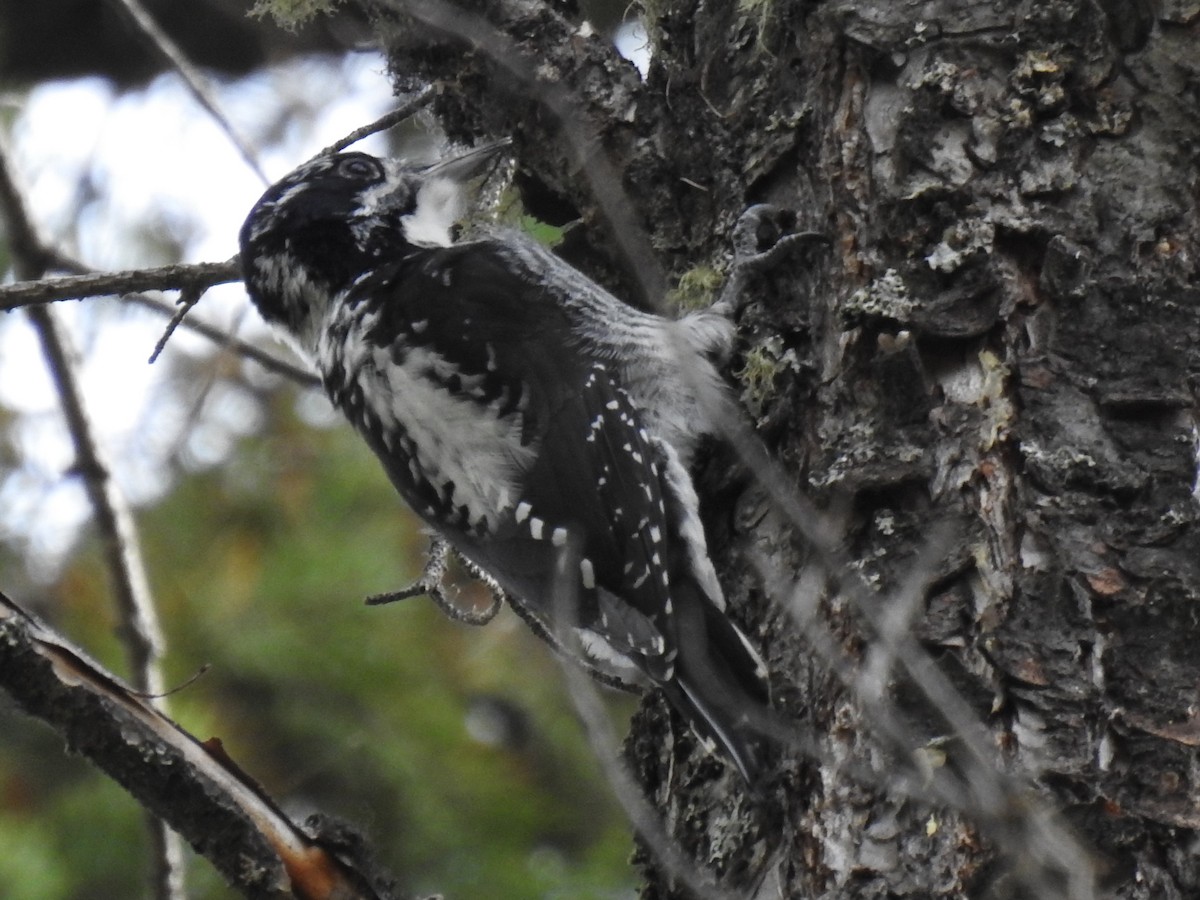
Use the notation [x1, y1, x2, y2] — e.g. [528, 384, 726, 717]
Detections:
[5, 0, 1195, 895]
[374, 0, 1200, 897]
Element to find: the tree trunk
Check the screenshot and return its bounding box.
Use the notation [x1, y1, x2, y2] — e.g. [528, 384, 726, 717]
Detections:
[380, 0, 1200, 896]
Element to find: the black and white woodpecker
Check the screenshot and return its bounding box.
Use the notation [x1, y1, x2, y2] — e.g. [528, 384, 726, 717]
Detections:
[238, 140, 772, 783]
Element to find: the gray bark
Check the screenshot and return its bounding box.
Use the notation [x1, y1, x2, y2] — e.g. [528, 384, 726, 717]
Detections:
[379, 0, 1200, 896]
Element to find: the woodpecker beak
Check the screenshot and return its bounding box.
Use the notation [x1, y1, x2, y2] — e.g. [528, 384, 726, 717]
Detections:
[422, 138, 512, 183]
[383, 138, 512, 248]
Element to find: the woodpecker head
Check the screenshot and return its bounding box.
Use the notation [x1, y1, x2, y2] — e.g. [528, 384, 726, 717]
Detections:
[239, 141, 508, 348]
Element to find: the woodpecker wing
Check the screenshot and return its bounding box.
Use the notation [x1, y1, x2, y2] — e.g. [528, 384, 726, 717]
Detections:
[337, 239, 680, 676]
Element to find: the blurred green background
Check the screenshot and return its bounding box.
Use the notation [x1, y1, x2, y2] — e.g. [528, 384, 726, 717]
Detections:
[0, 384, 637, 898]
[0, 5, 648, 896]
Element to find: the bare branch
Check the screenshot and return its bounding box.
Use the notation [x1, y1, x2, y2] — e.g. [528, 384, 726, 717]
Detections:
[0, 591, 401, 900]
[0, 149, 169, 688]
[0, 257, 319, 386]
[0, 135, 193, 900]
[26, 305, 168, 684]
[108, 0, 267, 183]
[0, 259, 242, 311]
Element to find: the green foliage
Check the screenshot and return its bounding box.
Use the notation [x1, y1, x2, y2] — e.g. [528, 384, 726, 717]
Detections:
[0, 387, 635, 899]
[493, 188, 566, 248]
[517, 215, 566, 248]
[0, 818, 69, 900]
[0, 741, 148, 899]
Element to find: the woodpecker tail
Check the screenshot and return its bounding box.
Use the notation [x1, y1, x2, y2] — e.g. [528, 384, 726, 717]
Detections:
[660, 580, 773, 785]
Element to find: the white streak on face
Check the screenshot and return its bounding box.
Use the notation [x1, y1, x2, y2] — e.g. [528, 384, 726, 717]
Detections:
[401, 176, 464, 247]
[276, 178, 314, 208]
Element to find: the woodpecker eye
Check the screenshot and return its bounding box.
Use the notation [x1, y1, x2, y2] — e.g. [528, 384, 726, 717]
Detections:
[338, 156, 383, 181]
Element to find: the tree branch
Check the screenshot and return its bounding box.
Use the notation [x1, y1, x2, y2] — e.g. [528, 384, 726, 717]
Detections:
[0, 263, 320, 386]
[0, 259, 242, 310]
[0, 143, 171, 693]
[0, 591, 403, 900]
[27, 306, 168, 683]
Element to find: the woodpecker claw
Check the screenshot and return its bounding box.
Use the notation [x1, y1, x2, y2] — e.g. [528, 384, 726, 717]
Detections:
[365, 536, 503, 626]
[738, 228, 831, 272]
[713, 204, 830, 315]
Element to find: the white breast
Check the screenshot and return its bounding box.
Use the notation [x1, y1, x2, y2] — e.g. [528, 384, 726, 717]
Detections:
[351, 341, 535, 525]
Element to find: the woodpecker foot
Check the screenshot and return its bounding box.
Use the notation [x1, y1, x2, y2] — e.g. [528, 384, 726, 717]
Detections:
[712, 205, 829, 315]
[365, 536, 504, 625]
[733, 203, 828, 265]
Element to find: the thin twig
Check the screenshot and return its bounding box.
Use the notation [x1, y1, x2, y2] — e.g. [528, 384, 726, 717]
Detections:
[312, 87, 438, 159]
[108, 0, 267, 183]
[699, 396, 1098, 898]
[757, 547, 1098, 900]
[148, 284, 203, 364]
[125, 292, 320, 386]
[0, 139, 187, 900]
[562, 661, 744, 900]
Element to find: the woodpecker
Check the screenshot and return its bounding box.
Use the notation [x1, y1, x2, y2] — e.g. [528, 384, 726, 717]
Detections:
[239, 141, 772, 783]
